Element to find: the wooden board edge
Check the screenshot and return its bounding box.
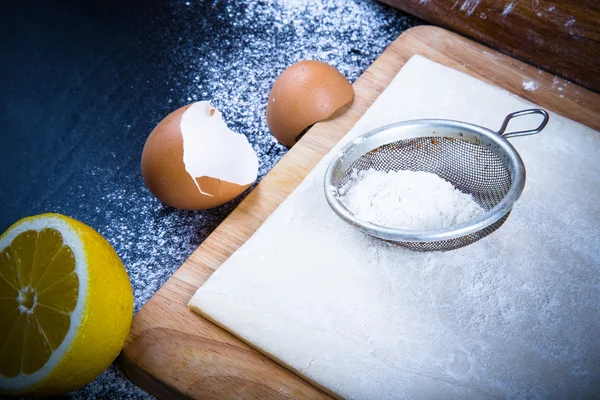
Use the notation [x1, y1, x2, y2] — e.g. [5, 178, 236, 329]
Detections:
[121, 354, 191, 400]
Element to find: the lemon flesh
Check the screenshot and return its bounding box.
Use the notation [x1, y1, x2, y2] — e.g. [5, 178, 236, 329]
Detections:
[0, 214, 133, 396]
[0, 228, 77, 377]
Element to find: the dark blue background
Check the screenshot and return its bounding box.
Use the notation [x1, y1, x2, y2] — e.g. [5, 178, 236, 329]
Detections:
[1, 0, 238, 229]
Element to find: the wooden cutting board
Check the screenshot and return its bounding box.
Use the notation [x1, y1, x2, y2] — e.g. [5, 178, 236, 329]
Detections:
[121, 26, 600, 399]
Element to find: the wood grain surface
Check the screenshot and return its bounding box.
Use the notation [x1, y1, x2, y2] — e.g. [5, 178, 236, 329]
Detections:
[121, 26, 600, 399]
[380, 0, 600, 93]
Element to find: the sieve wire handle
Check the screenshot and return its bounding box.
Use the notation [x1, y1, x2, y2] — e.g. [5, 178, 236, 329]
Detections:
[497, 109, 550, 138]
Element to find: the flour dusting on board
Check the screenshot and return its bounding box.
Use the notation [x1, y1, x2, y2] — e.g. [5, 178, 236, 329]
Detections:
[522, 80, 539, 91]
[501, 2, 514, 16]
[339, 169, 484, 229]
[460, 0, 481, 16]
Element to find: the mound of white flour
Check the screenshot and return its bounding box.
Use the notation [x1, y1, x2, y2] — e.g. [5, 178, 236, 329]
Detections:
[339, 169, 485, 229]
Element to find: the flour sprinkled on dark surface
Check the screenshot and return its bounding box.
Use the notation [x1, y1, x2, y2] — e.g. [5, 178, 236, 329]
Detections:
[1, 0, 419, 397]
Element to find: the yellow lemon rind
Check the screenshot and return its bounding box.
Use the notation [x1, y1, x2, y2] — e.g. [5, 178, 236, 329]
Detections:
[0, 213, 133, 396]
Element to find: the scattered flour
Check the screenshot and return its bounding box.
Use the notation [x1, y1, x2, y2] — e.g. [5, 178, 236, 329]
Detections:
[459, 0, 481, 16]
[523, 80, 539, 91]
[339, 169, 485, 230]
[501, 2, 514, 16]
[170, 0, 418, 176]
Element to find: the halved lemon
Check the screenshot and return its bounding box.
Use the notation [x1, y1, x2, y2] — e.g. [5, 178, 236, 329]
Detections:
[0, 213, 133, 395]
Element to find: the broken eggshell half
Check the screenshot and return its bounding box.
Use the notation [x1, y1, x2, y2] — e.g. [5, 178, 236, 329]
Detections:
[141, 101, 258, 210]
[266, 60, 354, 147]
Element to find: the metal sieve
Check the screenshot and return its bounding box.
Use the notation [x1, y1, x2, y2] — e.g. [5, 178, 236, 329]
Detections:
[324, 109, 549, 251]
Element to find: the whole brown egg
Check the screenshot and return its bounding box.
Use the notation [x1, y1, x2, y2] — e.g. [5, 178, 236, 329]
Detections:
[141, 102, 258, 210]
[266, 60, 354, 147]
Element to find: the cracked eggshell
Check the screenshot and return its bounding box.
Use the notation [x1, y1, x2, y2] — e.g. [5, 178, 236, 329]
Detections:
[266, 60, 354, 147]
[141, 102, 258, 210]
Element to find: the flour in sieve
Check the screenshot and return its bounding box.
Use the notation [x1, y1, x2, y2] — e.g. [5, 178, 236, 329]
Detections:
[339, 169, 485, 230]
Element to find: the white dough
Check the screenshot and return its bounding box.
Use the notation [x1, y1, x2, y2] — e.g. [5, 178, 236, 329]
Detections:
[189, 56, 600, 399]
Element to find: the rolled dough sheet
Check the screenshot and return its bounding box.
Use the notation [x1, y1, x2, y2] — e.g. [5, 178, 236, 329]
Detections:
[189, 56, 600, 399]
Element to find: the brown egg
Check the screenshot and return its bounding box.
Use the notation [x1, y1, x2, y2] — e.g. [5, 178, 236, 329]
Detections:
[266, 60, 354, 147]
[141, 101, 258, 210]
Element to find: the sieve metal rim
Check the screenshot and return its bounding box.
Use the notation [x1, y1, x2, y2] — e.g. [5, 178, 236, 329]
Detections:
[324, 109, 549, 244]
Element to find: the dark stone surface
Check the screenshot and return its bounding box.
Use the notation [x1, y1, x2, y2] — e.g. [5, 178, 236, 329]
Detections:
[0, 0, 419, 398]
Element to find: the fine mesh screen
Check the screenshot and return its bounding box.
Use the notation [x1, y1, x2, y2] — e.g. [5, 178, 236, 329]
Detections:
[339, 137, 513, 251]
